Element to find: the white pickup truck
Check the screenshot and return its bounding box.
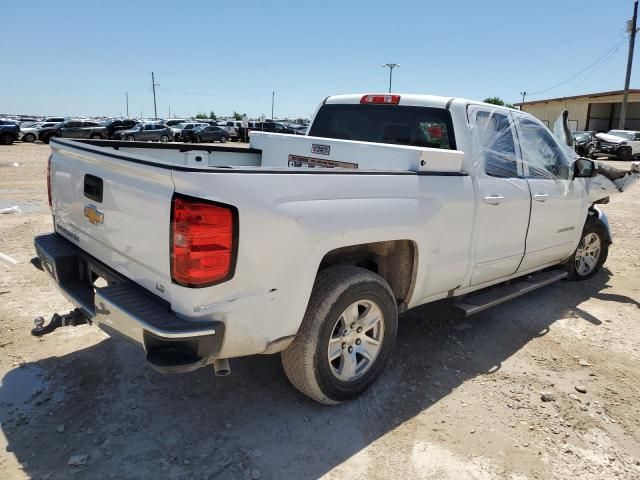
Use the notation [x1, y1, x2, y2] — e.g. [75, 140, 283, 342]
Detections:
[34, 93, 613, 404]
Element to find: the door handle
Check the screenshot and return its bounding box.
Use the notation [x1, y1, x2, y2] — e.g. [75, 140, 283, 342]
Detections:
[533, 193, 550, 202]
[484, 194, 504, 205]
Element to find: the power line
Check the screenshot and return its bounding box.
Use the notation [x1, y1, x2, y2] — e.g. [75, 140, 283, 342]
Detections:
[527, 38, 627, 97]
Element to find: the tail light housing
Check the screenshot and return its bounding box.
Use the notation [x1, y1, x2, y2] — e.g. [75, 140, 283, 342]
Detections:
[170, 194, 238, 287]
[360, 94, 401, 104]
[47, 154, 52, 208]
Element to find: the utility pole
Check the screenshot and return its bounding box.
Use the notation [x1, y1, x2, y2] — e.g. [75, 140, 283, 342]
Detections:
[620, 0, 638, 129]
[125, 92, 129, 117]
[168, 105, 171, 118]
[520, 91, 527, 105]
[151, 72, 159, 120]
[382, 63, 400, 93]
[271, 91, 275, 120]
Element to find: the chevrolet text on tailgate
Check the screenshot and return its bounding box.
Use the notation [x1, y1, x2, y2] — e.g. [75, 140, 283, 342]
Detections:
[34, 93, 612, 404]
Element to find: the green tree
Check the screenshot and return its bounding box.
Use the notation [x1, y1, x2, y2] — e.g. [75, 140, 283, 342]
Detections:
[209, 111, 217, 120]
[483, 97, 514, 109]
[194, 112, 208, 119]
[232, 111, 242, 120]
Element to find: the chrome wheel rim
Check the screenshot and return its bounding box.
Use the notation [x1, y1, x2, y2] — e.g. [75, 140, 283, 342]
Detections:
[575, 232, 601, 276]
[327, 300, 384, 382]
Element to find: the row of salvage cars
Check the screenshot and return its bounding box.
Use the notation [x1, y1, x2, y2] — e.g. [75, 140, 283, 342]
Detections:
[572, 129, 640, 160]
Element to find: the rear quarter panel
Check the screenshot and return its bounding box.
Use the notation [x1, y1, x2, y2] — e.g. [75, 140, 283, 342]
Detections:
[171, 170, 474, 358]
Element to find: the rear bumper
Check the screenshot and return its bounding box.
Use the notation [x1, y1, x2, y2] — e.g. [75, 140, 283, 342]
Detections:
[34, 233, 225, 373]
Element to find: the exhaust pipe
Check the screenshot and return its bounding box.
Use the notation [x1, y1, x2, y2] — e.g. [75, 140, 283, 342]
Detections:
[213, 358, 231, 376]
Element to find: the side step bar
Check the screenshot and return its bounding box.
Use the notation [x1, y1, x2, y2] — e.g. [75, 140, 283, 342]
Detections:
[454, 269, 568, 316]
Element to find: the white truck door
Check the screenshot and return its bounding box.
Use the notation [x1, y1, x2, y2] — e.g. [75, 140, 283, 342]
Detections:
[468, 106, 531, 285]
[514, 114, 586, 271]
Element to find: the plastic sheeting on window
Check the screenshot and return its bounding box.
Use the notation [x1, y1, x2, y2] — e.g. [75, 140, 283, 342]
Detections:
[469, 107, 522, 179]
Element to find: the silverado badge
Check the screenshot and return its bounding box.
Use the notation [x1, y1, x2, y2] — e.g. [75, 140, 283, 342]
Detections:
[84, 205, 104, 225]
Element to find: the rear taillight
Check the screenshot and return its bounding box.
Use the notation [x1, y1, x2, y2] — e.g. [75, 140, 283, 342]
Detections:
[170, 195, 237, 287]
[360, 94, 400, 104]
[47, 154, 52, 208]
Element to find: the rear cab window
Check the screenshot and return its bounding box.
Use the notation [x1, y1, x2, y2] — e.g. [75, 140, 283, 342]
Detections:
[308, 104, 455, 150]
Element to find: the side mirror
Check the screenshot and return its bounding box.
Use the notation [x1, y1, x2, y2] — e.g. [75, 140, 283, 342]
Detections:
[574, 158, 596, 178]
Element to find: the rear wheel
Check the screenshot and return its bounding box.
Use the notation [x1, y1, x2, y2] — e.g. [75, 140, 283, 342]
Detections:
[220, 135, 227, 143]
[22, 133, 36, 143]
[125, 135, 135, 141]
[566, 216, 609, 280]
[160, 135, 169, 143]
[0, 133, 13, 145]
[617, 146, 632, 160]
[281, 266, 398, 404]
[90, 133, 103, 139]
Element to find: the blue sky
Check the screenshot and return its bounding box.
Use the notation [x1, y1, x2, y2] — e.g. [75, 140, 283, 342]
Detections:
[1, 0, 637, 118]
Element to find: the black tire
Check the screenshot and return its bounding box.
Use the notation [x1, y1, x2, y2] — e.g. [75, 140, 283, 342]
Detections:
[281, 266, 398, 404]
[0, 133, 14, 145]
[125, 135, 135, 141]
[42, 134, 54, 144]
[617, 146, 632, 161]
[566, 215, 609, 280]
[195, 135, 202, 143]
[22, 133, 36, 143]
[90, 133, 103, 139]
[220, 135, 227, 143]
[160, 135, 169, 143]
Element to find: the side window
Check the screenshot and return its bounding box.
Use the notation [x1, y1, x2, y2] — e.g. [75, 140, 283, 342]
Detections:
[473, 110, 518, 178]
[518, 117, 570, 180]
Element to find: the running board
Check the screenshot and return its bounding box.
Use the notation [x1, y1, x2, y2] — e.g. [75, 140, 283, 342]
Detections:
[454, 269, 568, 316]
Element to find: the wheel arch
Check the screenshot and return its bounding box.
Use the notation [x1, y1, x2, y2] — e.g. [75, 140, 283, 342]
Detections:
[318, 240, 417, 310]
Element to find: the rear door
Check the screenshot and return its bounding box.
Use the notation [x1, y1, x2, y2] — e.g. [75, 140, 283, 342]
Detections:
[514, 114, 586, 271]
[468, 106, 531, 286]
[60, 121, 82, 138]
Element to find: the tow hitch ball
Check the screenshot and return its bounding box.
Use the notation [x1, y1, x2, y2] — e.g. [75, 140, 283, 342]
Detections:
[31, 308, 90, 336]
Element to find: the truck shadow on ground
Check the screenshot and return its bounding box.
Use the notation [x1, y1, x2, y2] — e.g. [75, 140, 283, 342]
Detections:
[1, 270, 627, 479]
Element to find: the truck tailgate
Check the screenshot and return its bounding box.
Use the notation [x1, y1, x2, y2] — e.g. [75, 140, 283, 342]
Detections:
[50, 141, 175, 300]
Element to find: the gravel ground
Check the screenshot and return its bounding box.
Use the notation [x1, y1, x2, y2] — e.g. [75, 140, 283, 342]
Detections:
[1, 143, 639, 480]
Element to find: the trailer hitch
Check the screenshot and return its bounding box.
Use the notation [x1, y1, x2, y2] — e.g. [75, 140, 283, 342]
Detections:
[31, 308, 90, 336]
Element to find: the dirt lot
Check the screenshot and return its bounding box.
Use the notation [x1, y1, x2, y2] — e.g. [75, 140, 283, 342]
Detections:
[1, 142, 639, 480]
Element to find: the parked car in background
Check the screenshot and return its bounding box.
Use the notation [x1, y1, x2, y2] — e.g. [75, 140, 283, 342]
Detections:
[164, 118, 188, 127]
[44, 117, 65, 123]
[171, 122, 209, 141]
[0, 119, 20, 145]
[113, 123, 173, 142]
[571, 131, 599, 158]
[19, 122, 58, 142]
[292, 124, 308, 135]
[595, 130, 640, 160]
[183, 125, 230, 143]
[39, 120, 107, 143]
[102, 119, 138, 139]
[225, 120, 242, 141]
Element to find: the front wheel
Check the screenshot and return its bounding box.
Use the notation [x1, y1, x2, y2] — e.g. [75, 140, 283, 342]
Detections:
[90, 133, 103, 139]
[22, 133, 36, 143]
[0, 133, 13, 145]
[125, 135, 135, 141]
[617, 146, 632, 161]
[220, 135, 227, 143]
[282, 266, 398, 404]
[566, 216, 609, 280]
[160, 135, 169, 143]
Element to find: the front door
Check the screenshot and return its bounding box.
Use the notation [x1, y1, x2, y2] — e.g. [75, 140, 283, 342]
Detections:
[514, 114, 586, 271]
[468, 106, 531, 286]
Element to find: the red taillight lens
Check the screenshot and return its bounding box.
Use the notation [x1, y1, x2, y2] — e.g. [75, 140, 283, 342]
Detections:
[360, 94, 400, 104]
[171, 195, 237, 287]
[47, 154, 52, 208]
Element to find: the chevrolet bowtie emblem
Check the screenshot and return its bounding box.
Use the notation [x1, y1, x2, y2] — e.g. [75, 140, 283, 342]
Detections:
[84, 205, 104, 225]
